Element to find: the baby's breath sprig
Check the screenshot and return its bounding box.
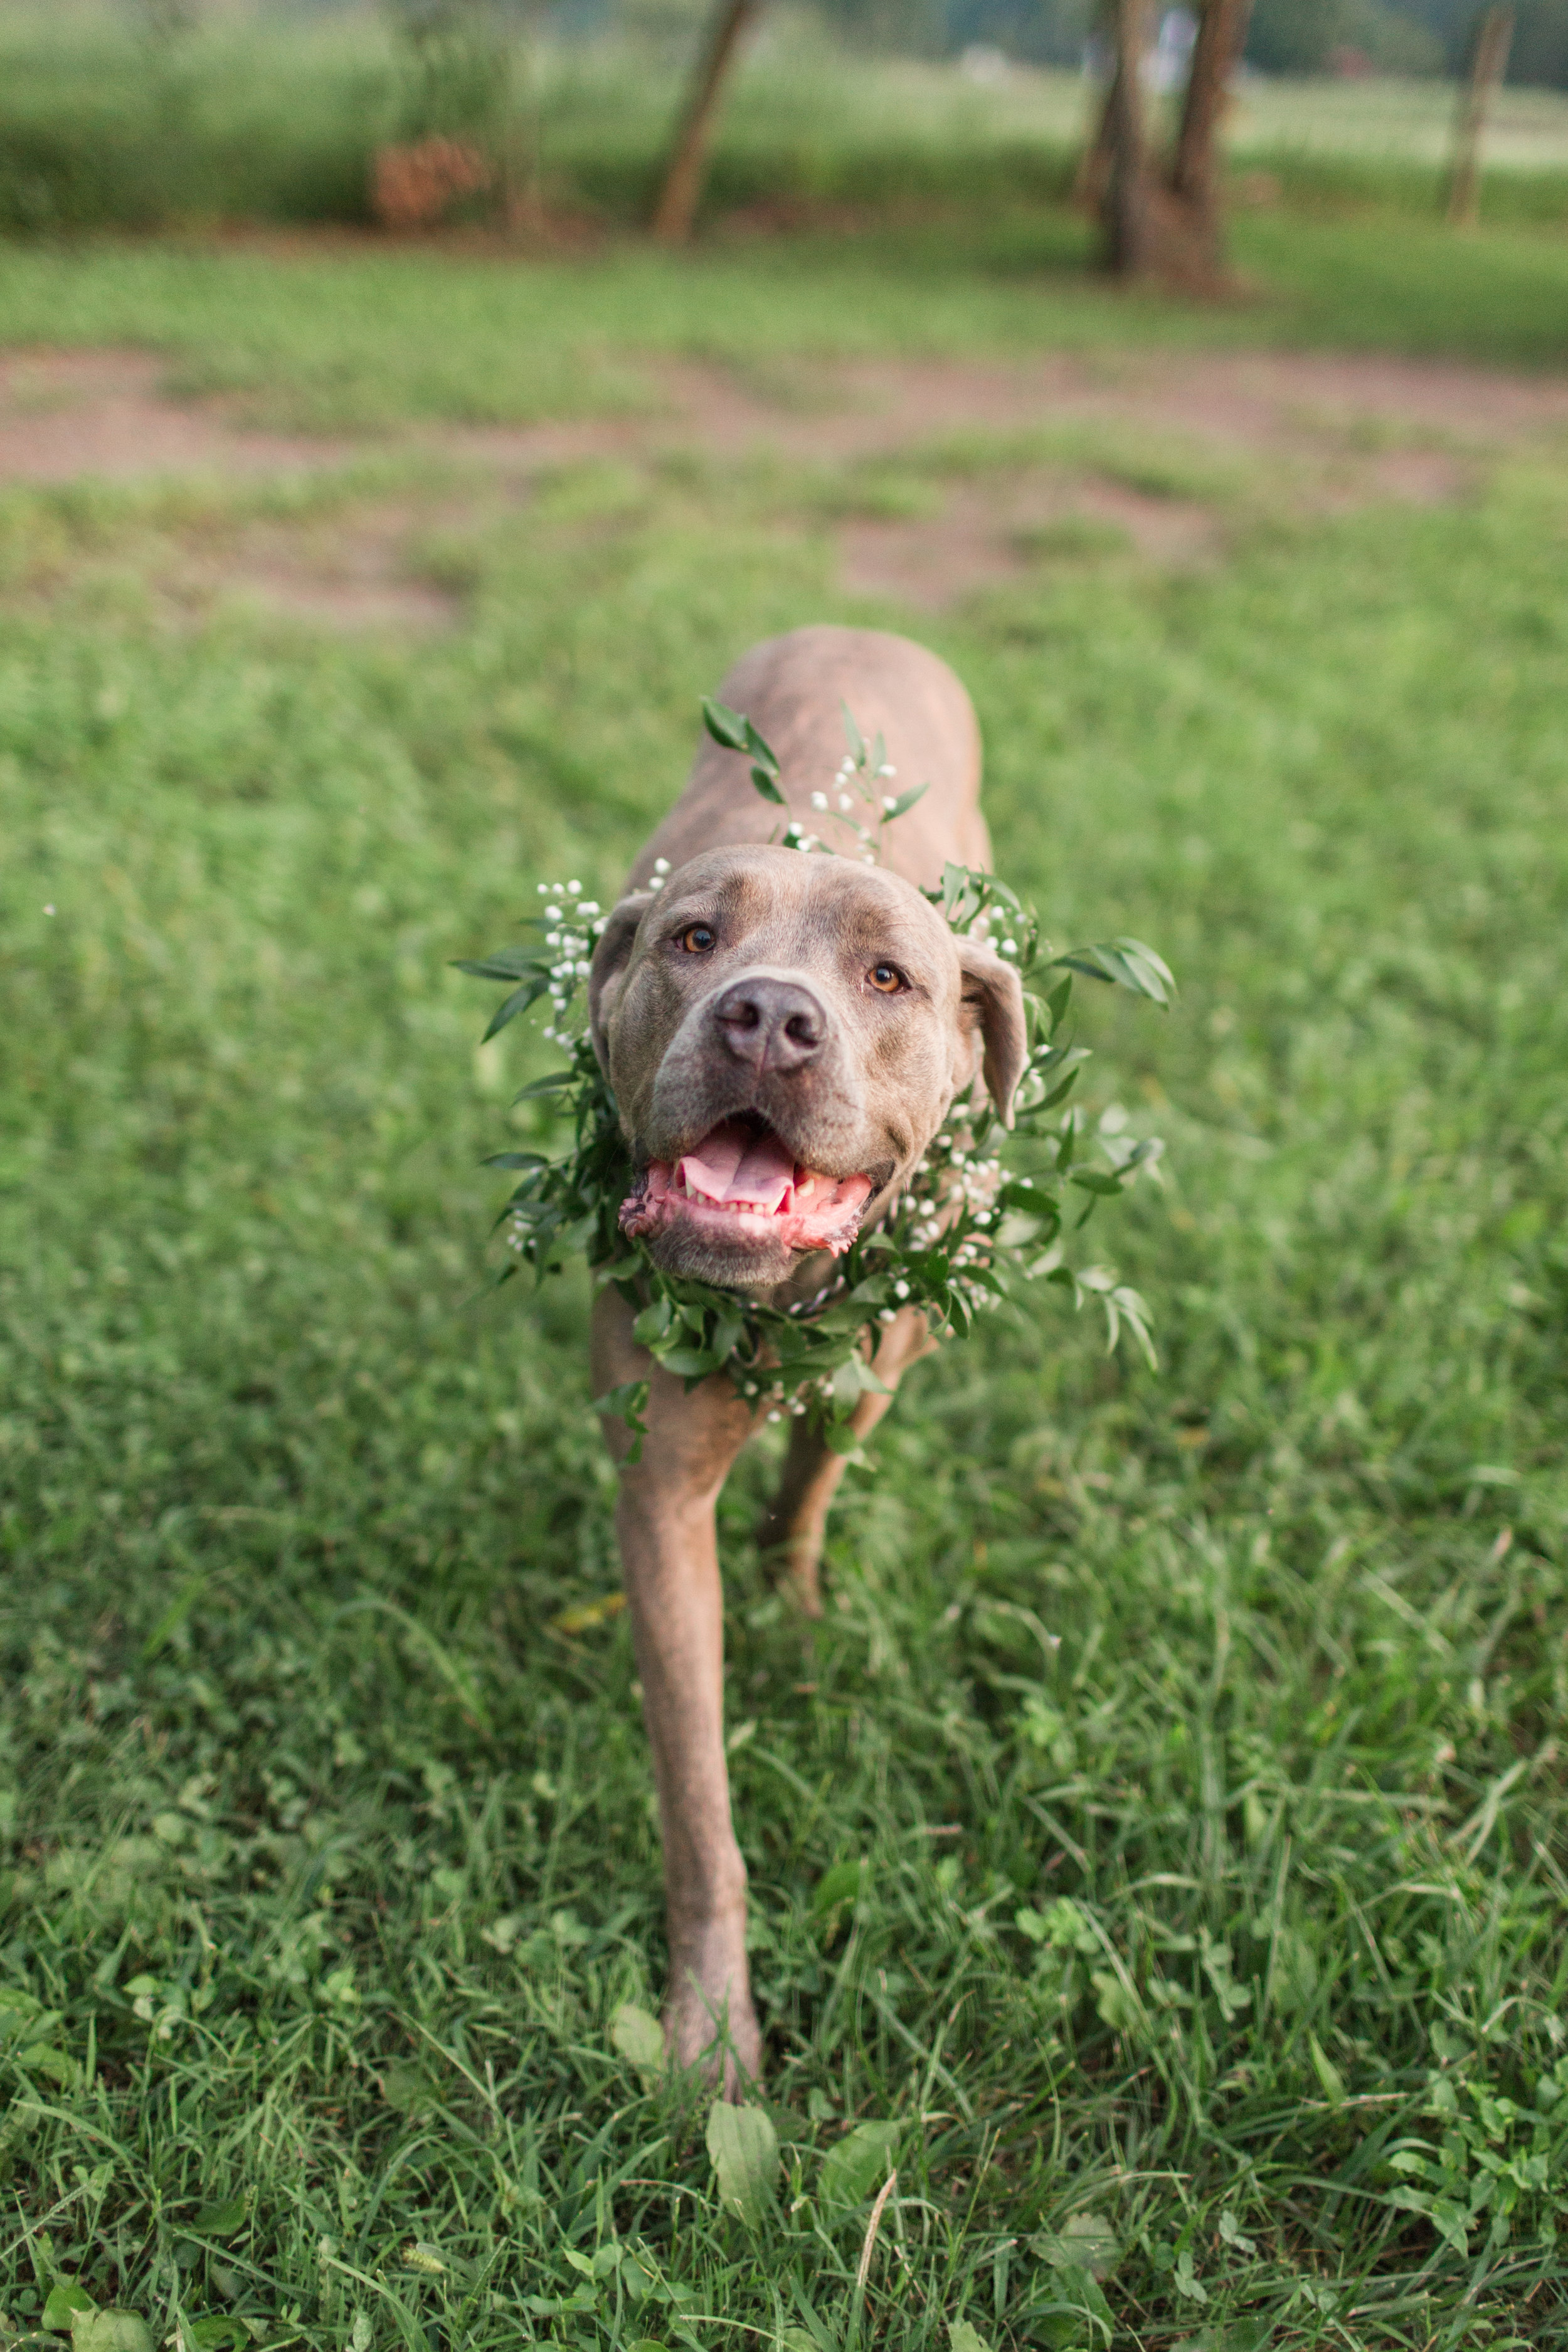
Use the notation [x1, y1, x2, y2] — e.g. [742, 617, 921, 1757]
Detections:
[460, 702, 1173, 1458]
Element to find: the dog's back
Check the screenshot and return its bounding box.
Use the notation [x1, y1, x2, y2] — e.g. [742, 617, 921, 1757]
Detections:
[627, 625, 992, 894]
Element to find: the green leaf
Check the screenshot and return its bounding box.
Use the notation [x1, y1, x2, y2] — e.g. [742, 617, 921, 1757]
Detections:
[1091, 1970, 1143, 2038]
[1049, 938, 1174, 1007]
[73, 2314, 155, 2352]
[191, 2196, 248, 2237]
[1034, 2211, 1120, 2281]
[950, 2324, 994, 2352]
[1017, 1897, 1098, 1954]
[705, 2100, 778, 2224]
[610, 2001, 665, 2081]
[655, 1345, 721, 1379]
[43, 2286, 96, 2331]
[482, 975, 550, 1041]
[1427, 2198, 1474, 2255]
[514, 1069, 578, 1099]
[1041, 2262, 1114, 2341]
[1309, 2032, 1346, 2107]
[21, 2045, 77, 2084]
[819, 2119, 900, 2210]
[701, 696, 750, 751]
[632, 1297, 674, 1346]
[452, 946, 539, 981]
[591, 1379, 649, 1451]
[187, 2321, 245, 2352]
[750, 763, 787, 804]
[841, 701, 866, 763]
[379, 2058, 440, 2116]
[812, 1857, 863, 1915]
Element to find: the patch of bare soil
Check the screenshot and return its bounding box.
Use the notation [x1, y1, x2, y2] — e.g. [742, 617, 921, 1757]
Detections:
[3, 341, 1565, 622]
[169, 506, 464, 635]
[839, 471, 1218, 609]
[0, 350, 355, 484]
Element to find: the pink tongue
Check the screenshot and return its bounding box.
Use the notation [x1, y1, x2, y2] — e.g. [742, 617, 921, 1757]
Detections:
[678, 1121, 798, 1212]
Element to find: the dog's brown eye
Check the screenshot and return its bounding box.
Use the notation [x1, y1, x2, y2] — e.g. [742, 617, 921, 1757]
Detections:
[679, 924, 716, 955]
[868, 961, 904, 993]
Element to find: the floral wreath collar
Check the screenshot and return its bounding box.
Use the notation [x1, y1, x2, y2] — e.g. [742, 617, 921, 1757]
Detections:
[461, 696, 1172, 1455]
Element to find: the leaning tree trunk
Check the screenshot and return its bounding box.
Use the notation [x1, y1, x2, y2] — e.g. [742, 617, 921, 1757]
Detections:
[1102, 0, 1153, 275]
[1170, 0, 1254, 271]
[651, 0, 758, 245]
[1447, 3, 1514, 228]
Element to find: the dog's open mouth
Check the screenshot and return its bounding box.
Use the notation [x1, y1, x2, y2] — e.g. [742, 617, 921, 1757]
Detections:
[619, 1117, 874, 1258]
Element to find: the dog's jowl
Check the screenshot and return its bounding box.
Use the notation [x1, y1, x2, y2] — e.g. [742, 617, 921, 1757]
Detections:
[588, 625, 1024, 2091]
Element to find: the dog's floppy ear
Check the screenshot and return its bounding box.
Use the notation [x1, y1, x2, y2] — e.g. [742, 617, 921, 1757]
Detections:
[588, 893, 654, 1075]
[955, 935, 1027, 1130]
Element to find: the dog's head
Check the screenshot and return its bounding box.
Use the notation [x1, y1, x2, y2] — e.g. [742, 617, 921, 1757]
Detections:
[588, 845, 1025, 1290]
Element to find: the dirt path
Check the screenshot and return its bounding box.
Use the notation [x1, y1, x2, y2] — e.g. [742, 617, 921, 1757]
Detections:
[4, 344, 1564, 625]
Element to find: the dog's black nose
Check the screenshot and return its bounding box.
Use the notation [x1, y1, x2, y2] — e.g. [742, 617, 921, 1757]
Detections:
[712, 977, 826, 1073]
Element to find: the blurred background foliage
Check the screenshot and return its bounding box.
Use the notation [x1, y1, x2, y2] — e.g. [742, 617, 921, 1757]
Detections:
[1, 0, 1568, 240]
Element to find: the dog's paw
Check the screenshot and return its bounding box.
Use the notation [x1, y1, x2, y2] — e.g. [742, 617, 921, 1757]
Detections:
[753, 1517, 825, 1618]
[664, 1954, 763, 2097]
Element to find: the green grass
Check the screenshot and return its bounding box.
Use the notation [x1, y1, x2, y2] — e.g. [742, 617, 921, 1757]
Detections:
[3, 226, 1568, 2349]
[4, 200, 1568, 447]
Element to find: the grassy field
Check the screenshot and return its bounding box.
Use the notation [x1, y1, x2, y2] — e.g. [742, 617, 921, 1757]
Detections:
[3, 214, 1568, 2351]
[3, 6, 1568, 234]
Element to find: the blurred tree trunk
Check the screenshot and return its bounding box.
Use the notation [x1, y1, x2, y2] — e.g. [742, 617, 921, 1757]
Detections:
[1446, 4, 1514, 228]
[652, 0, 759, 245]
[1102, 0, 1153, 273]
[1170, 0, 1253, 244]
[1094, 0, 1253, 290]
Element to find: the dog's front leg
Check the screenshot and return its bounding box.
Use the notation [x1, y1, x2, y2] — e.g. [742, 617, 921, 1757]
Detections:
[591, 1285, 761, 2094]
[755, 1303, 938, 1617]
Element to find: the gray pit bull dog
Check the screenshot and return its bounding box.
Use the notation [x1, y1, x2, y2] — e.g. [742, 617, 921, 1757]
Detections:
[587, 623, 1025, 2092]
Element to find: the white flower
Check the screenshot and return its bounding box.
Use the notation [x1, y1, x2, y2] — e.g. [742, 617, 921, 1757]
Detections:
[811, 792, 829, 810]
[653, 857, 670, 874]
[878, 763, 896, 778]
[649, 876, 664, 891]
[894, 1279, 910, 1300]
[882, 796, 899, 812]
[537, 882, 549, 895]
[838, 794, 854, 812]
[567, 880, 581, 894]
[1000, 938, 1017, 956]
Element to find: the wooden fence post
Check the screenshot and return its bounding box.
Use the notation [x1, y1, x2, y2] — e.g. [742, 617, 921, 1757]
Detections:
[1446, 4, 1514, 230]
